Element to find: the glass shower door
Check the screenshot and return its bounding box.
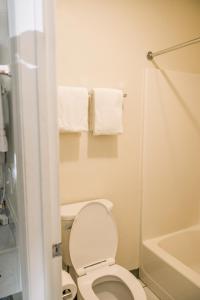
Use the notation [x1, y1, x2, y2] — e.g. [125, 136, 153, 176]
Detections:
[0, 0, 22, 298]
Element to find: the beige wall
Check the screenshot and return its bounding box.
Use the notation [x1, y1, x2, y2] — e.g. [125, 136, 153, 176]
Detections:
[56, 0, 200, 270]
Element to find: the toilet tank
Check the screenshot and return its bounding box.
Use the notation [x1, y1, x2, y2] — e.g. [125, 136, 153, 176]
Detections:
[61, 199, 113, 267]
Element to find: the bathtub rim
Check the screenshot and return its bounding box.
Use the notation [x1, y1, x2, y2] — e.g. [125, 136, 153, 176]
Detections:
[142, 224, 200, 289]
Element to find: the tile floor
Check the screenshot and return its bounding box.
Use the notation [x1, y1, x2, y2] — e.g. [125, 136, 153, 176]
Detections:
[144, 287, 160, 300]
[3, 280, 159, 300]
[139, 279, 160, 300]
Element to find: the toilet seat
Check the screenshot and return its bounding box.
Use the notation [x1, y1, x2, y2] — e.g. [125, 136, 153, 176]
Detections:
[78, 264, 146, 300]
[69, 202, 118, 276]
[69, 202, 146, 299]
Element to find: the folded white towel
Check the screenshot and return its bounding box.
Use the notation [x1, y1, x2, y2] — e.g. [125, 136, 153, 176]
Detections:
[0, 91, 8, 152]
[92, 88, 123, 135]
[58, 86, 88, 132]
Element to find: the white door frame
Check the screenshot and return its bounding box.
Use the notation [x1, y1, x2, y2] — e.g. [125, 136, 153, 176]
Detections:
[7, 1, 61, 299]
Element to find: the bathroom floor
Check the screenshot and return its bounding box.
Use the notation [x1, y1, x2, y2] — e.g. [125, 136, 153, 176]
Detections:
[144, 287, 160, 300]
[140, 280, 160, 300]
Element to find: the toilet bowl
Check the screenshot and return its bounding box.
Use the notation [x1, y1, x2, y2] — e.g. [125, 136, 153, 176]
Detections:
[78, 264, 146, 300]
[68, 202, 146, 300]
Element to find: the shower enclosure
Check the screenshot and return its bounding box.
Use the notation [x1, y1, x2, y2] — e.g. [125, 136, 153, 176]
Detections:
[141, 65, 200, 298]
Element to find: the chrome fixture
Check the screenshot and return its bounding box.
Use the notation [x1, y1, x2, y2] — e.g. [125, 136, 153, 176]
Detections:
[147, 36, 200, 60]
[0, 65, 11, 77]
[0, 71, 11, 77]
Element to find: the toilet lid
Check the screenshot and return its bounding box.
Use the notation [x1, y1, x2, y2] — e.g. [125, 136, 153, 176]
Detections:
[69, 202, 118, 275]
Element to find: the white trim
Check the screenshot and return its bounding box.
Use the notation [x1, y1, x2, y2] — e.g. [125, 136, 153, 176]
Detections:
[36, 0, 62, 298]
[7, 0, 61, 299]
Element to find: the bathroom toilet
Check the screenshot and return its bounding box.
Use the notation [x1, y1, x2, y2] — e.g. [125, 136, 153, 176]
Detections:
[64, 201, 146, 300]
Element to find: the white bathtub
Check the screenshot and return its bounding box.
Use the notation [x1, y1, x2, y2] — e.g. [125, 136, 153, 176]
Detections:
[140, 225, 200, 300]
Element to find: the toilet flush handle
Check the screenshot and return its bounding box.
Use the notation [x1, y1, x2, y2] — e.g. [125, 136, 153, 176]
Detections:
[107, 258, 115, 266]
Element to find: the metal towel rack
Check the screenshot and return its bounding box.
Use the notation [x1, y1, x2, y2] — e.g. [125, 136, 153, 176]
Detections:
[0, 71, 11, 77]
[0, 66, 11, 95]
[88, 90, 127, 98]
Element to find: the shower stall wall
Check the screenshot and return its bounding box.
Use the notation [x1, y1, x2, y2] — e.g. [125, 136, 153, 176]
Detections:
[141, 68, 200, 299]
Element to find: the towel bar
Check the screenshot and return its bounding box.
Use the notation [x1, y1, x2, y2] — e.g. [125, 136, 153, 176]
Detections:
[88, 90, 127, 98]
[0, 65, 11, 77]
[0, 71, 11, 77]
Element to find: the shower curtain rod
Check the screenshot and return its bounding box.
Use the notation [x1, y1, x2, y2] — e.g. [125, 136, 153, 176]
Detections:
[147, 36, 200, 60]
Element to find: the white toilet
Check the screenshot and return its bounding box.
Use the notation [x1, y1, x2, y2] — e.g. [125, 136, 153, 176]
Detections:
[61, 199, 146, 300]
